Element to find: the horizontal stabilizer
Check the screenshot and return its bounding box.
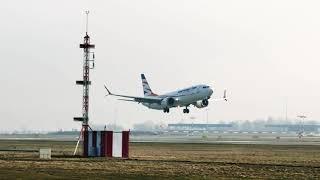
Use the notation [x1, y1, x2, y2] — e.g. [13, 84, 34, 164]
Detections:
[223, 90, 227, 101]
[211, 89, 228, 102]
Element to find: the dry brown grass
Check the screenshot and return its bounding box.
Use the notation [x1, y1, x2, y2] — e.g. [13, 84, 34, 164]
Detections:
[0, 140, 319, 179]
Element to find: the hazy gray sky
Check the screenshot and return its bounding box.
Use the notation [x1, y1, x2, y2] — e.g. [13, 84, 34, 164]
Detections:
[1, 0, 320, 131]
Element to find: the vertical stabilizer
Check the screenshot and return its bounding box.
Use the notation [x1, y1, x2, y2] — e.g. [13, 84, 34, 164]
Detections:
[141, 74, 157, 96]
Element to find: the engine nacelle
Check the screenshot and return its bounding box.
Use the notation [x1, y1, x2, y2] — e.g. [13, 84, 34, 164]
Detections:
[161, 97, 175, 108]
[194, 99, 209, 108]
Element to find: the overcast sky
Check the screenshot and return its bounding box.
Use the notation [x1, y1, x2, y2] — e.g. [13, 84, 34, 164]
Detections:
[1, 0, 320, 131]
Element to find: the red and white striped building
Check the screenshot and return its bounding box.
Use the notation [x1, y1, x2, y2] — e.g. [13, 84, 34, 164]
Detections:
[83, 131, 129, 158]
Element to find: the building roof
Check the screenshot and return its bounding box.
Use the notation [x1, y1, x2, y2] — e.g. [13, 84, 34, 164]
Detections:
[168, 123, 232, 128]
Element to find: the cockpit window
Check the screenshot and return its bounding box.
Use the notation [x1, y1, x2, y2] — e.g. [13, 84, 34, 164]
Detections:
[203, 86, 209, 89]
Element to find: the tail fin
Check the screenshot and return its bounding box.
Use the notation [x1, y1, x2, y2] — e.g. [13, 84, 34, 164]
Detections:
[141, 74, 157, 96]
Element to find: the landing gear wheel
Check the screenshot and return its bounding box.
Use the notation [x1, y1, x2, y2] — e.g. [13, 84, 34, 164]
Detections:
[183, 108, 190, 113]
[163, 108, 169, 113]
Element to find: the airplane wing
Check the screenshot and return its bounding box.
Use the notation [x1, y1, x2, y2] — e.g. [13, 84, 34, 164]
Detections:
[104, 85, 162, 104]
[117, 99, 136, 102]
[211, 90, 227, 101]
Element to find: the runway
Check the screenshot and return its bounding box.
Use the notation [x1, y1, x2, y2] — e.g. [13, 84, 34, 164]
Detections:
[1, 131, 320, 145]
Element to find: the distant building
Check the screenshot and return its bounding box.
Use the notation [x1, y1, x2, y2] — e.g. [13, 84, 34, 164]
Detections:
[265, 124, 320, 133]
[167, 123, 232, 131]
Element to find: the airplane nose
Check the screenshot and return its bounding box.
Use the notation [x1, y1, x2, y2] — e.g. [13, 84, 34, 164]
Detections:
[209, 88, 213, 95]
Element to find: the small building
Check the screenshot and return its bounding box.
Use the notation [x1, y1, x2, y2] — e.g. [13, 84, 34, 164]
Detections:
[39, 148, 51, 159]
[83, 131, 129, 158]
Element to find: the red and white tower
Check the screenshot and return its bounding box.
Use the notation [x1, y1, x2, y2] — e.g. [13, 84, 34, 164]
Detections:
[74, 11, 95, 156]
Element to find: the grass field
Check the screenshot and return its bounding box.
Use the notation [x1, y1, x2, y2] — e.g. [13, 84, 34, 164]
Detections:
[0, 140, 319, 179]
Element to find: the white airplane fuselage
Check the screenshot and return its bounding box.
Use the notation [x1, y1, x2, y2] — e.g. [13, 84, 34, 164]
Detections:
[105, 74, 225, 114]
[142, 84, 213, 110]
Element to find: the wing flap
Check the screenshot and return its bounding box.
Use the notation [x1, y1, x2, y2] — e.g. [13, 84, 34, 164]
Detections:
[117, 99, 136, 102]
[105, 85, 162, 104]
[133, 97, 162, 104]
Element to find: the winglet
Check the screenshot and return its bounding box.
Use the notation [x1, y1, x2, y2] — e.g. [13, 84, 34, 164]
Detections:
[223, 90, 227, 101]
[141, 74, 146, 80]
[104, 85, 112, 96]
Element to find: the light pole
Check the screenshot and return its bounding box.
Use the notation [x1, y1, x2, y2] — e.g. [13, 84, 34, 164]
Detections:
[297, 115, 307, 139]
[285, 97, 288, 121]
[190, 116, 196, 131]
[205, 108, 210, 131]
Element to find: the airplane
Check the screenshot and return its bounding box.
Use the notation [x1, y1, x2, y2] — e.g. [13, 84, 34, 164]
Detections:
[104, 74, 227, 113]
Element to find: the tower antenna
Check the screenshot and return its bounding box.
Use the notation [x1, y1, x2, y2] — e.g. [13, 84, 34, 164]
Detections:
[74, 10, 96, 156]
[85, 10, 89, 34]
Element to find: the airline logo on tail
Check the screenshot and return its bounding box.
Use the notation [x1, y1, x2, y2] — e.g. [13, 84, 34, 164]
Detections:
[141, 74, 158, 96]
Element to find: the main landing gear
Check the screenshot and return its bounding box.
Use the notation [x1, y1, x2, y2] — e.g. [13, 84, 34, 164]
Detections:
[163, 108, 170, 113]
[183, 107, 190, 113]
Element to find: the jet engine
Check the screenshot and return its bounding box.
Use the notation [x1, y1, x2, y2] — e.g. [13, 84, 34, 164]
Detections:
[161, 97, 175, 108]
[194, 99, 209, 108]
